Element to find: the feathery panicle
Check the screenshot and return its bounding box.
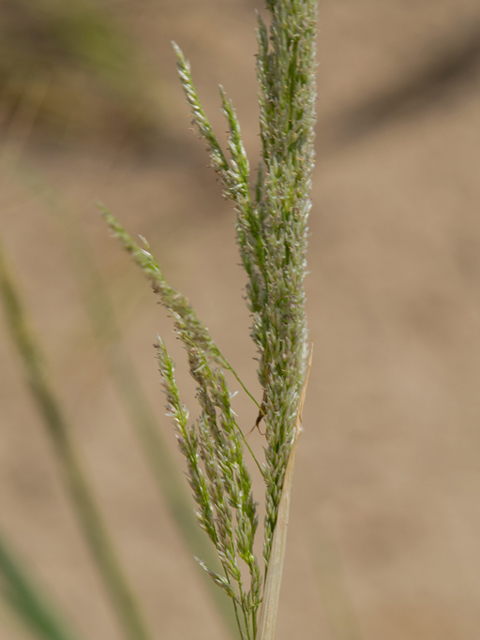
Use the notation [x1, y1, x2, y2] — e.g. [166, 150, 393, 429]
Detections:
[103, 1, 316, 638]
[255, 0, 317, 566]
[156, 336, 261, 639]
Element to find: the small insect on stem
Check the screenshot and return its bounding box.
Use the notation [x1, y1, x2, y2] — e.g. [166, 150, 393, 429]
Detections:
[248, 390, 267, 437]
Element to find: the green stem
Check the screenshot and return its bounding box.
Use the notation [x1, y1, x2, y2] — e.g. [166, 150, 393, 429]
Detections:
[232, 599, 247, 640]
[225, 363, 261, 410]
[252, 607, 258, 640]
[242, 607, 252, 640]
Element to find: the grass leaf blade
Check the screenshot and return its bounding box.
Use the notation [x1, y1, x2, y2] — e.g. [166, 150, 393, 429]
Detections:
[0, 532, 83, 640]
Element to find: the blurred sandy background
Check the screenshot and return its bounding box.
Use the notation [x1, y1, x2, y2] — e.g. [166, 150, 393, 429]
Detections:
[1, 1, 480, 639]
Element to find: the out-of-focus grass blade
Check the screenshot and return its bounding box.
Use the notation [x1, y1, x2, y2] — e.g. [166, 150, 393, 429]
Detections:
[0, 157, 238, 639]
[0, 239, 154, 640]
[0, 531, 83, 640]
[0, 0, 167, 148]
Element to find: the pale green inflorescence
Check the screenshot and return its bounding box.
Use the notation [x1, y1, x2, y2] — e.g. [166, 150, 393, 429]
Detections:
[174, 0, 317, 566]
[254, 0, 317, 567]
[102, 210, 262, 638]
[103, 1, 316, 638]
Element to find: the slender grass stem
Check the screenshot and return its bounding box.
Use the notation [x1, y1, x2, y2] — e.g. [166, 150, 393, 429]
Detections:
[225, 363, 261, 410]
[231, 598, 247, 640]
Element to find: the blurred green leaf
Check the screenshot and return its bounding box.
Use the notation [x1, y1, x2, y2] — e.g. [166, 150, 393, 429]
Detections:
[0, 239, 154, 640]
[0, 0, 164, 148]
[0, 532, 83, 640]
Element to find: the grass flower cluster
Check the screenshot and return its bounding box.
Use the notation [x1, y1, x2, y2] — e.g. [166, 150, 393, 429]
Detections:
[104, 1, 317, 638]
[0, 1, 317, 639]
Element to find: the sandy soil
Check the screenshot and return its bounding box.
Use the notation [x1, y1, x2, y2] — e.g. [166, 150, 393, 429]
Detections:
[1, 1, 480, 639]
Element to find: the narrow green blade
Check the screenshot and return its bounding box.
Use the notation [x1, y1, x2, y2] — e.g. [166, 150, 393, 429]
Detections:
[0, 532, 83, 640]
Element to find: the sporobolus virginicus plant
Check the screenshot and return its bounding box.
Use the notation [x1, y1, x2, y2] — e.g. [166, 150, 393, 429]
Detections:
[102, 1, 317, 638]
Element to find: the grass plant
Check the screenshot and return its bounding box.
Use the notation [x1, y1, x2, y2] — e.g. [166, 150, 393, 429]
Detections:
[104, 1, 317, 638]
[0, 0, 318, 638]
